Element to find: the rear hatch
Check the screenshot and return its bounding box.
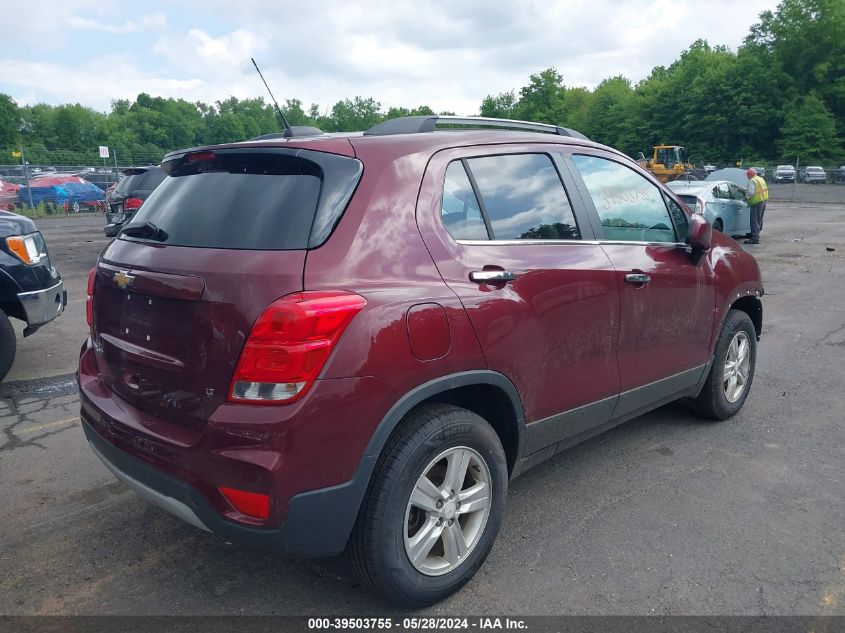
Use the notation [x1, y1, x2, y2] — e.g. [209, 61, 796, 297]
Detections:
[91, 146, 362, 427]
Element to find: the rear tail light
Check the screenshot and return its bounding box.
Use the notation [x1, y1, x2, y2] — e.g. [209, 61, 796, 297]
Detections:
[86, 267, 96, 329]
[228, 291, 367, 404]
[695, 199, 705, 215]
[123, 197, 143, 210]
[218, 486, 270, 520]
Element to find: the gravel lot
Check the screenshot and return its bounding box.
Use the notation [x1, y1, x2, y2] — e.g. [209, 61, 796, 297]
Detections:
[0, 185, 843, 615]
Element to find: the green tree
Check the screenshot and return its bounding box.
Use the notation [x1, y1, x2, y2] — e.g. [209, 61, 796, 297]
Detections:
[777, 94, 842, 162]
[0, 94, 19, 147]
[480, 91, 517, 119]
[746, 0, 845, 122]
[326, 97, 383, 132]
[513, 68, 566, 124]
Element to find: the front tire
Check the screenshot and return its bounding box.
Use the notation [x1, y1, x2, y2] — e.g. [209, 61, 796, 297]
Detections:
[0, 309, 17, 382]
[350, 403, 507, 606]
[693, 309, 756, 420]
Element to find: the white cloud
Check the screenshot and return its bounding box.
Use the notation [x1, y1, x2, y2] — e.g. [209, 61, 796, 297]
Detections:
[66, 13, 167, 34]
[0, 0, 779, 115]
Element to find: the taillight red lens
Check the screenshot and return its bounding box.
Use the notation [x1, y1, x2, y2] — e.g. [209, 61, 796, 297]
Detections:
[123, 197, 143, 210]
[228, 291, 367, 404]
[85, 267, 96, 328]
[218, 487, 270, 520]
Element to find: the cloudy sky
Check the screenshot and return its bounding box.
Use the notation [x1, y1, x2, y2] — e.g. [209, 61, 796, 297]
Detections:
[0, 0, 778, 115]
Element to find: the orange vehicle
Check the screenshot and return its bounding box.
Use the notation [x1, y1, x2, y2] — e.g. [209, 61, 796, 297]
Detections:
[636, 145, 707, 182]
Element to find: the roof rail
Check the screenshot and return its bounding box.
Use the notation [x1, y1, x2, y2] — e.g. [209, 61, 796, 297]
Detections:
[363, 115, 589, 140]
[250, 126, 324, 141]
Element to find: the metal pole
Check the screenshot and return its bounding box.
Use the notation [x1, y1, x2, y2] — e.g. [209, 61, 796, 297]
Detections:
[20, 146, 34, 208]
[792, 156, 798, 202]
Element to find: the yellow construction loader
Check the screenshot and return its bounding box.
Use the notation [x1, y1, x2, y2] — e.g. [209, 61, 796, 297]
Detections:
[636, 145, 707, 182]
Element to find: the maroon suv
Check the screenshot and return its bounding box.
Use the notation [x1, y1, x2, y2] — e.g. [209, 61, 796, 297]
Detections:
[79, 116, 763, 606]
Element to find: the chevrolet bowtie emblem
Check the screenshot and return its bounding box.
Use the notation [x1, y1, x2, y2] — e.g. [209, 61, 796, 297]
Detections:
[114, 271, 135, 289]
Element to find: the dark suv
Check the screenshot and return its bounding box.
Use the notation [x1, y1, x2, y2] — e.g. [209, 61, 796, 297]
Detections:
[104, 166, 166, 237]
[79, 116, 763, 606]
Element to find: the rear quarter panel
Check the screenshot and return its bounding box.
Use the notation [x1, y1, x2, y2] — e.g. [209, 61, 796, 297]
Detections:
[305, 137, 488, 410]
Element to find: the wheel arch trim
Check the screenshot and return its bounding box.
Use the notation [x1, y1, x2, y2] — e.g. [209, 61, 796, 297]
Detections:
[362, 370, 526, 465]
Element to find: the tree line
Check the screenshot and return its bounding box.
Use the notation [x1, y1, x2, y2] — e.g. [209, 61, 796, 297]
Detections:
[0, 0, 842, 167]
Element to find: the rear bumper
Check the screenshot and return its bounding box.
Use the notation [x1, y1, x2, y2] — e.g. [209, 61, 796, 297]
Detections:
[77, 340, 389, 557]
[18, 280, 66, 329]
[82, 417, 370, 556]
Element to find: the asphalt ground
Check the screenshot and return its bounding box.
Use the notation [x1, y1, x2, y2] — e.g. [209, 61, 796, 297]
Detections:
[0, 184, 843, 615]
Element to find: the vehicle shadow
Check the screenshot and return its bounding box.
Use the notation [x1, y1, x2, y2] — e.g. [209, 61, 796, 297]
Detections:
[22, 400, 720, 615]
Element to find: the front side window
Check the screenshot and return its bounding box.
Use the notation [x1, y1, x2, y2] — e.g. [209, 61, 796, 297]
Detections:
[465, 154, 579, 240]
[570, 154, 677, 243]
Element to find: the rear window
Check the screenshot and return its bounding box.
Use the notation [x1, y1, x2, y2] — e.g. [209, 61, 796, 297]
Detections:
[116, 168, 166, 194]
[121, 149, 361, 250]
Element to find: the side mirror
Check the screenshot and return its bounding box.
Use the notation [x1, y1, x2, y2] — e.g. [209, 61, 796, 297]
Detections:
[687, 213, 712, 253]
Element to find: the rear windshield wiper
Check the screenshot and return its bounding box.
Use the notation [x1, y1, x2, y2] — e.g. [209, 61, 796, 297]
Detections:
[121, 221, 168, 242]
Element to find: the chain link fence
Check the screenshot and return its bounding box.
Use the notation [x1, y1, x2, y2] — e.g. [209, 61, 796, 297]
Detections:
[0, 147, 166, 217]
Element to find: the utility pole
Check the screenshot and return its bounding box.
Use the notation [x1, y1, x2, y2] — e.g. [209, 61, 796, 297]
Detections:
[20, 146, 33, 208]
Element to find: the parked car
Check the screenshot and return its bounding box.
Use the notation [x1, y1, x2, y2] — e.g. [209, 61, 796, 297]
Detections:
[773, 164, 796, 183]
[104, 166, 166, 237]
[703, 164, 717, 174]
[17, 175, 105, 213]
[753, 167, 765, 179]
[667, 179, 751, 237]
[802, 166, 826, 184]
[0, 180, 19, 211]
[0, 210, 66, 380]
[835, 166, 845, 184]
[79, 116, 764, 606]
[79, 170, 119, 192]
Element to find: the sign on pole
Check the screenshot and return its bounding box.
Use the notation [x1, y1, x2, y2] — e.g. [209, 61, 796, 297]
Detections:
[11, 150, 21, 158]
[98, 146, 110, 159]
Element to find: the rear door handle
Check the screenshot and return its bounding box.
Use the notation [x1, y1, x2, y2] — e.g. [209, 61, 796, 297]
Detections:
[625, 273, 651, 284]
[470, 270, 516, 283]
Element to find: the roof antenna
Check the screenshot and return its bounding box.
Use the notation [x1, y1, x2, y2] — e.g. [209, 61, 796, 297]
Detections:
[251, 57, 292, 136]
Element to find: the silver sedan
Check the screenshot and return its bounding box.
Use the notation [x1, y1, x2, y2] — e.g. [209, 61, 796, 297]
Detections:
[667, 179, 752, 238]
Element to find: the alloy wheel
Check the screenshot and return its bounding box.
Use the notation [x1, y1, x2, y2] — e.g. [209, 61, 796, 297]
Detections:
[403, 446, 492, 576]
[723, 331, 751, 403]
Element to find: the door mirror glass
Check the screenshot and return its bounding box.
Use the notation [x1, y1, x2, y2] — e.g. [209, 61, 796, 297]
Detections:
[687, 213, 712, 252]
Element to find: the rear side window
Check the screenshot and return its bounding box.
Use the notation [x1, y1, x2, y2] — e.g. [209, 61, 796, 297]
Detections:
[122, 150, 362, 250]
[116, 168, 166, 194]
[464, 154, 579, 240]
[441, 162, 488, 240]
[570, 154, 677, 243]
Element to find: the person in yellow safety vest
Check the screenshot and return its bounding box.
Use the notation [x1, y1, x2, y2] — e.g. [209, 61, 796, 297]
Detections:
[744, 167, 769, 244]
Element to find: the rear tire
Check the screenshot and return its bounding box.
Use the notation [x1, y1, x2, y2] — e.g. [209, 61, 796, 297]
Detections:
[0, 309, 17, 382]
[713, 219, 723, 232]
[692, 309, 756, 420]
[350, 403, 507, 607]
